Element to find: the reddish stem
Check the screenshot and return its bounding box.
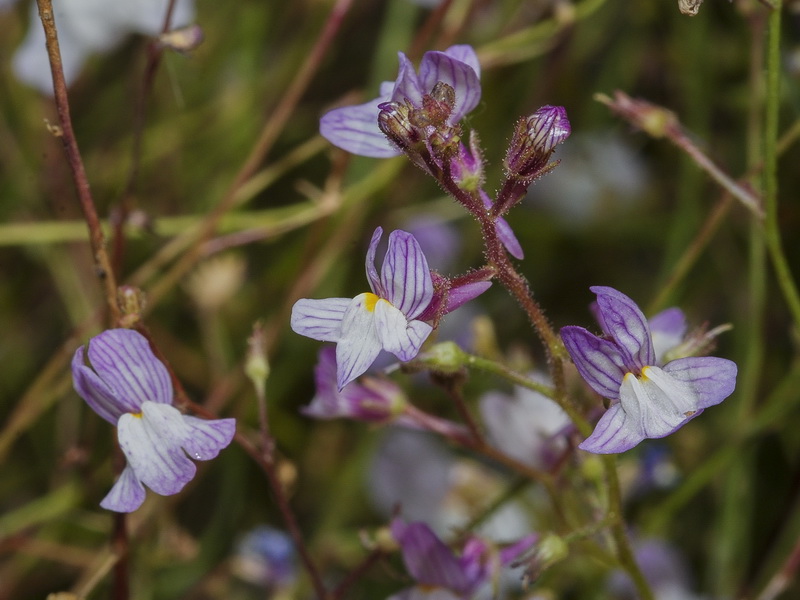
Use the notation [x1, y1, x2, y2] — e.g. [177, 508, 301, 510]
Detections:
[35, 0, 120, 325]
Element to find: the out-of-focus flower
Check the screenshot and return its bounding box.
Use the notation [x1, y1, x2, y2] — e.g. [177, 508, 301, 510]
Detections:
[388, 517, 537, 600]
[303, 347, 407, 422]
[479, 376, 570, 469]
[232, 526, 296, 589]
[72, 329, 235, 512]
[155, 23, 203, 53]
[7, 0, 195, 94]
[320, 45, 481, 158]
[369, 429, 532, 544]
[528, 131, 648, 230]
[645, 308, 687, 363]
[184, 253, 247, 313]
[369, 429, 453, 528]
[608, 538, 701, 600]
[291, 227, 435, 390]
[403, 214, 463, 274]
[560, 286, 737, 454]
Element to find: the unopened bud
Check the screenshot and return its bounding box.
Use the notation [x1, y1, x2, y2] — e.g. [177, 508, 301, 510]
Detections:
[449, 133, 484, 192]
[373, 526, 398, 552]
[417, 341, 467, 374]
[415, 82, 456, 127]
[185, 253, 246, 312]
[596, 91, 677, 139]
[246, 322, 270, 394]
[157, 24, 205, 53]
[378, 101, 421, 152]
[521, 533, 569, 586]
[117, 286, 146, 328]
[505, 105, 571, 179]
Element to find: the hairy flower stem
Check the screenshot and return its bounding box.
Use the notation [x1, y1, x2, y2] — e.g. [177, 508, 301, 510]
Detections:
[439, 173, 563, 364]
[437, 168, 652, 598]
[493, 176, 529, 217]
[35, 0, 120, 326]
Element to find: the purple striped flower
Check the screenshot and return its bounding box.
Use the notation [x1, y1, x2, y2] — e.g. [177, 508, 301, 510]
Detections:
[388, 517, 536, 600]
[561, 287, 737, 454]
[291, 227, 434, 390]
[320, 45, 481, 158]
[302, 347, 406, 422]
[72, 329, 236, 512]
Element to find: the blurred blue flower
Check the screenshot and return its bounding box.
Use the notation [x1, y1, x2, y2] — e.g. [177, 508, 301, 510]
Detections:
[561, 286, 737, 454]
[233, 526, 296, 588]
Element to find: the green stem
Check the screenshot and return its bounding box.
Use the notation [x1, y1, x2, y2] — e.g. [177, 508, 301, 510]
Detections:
[602, 455, 655, 600]
[763, 2, 800, 332]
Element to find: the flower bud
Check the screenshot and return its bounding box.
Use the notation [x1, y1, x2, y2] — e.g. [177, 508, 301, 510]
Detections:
[417, 81, 456, 127]
[378, 101, 421, 152]
[185, 253, 246, 312]
[117, 285, 147, 328]
[416, 341, 468, 374]
[157, 24, 205, 53]
[596, 91, 677, 138]
[505, 105, 571, 180]
[521, 533, 569, 585]
[246, 322, 271, 394]
[449, 133, 484, 192]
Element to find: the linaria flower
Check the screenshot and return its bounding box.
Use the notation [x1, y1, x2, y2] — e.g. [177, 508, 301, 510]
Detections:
[560, 286, 737, 454]
[7, 0, 194, 94]
[320, 45, 481, 158]
[291, 227, 435, 390]
[479, 376, 570, 469]
[303, 347, 407, 422]
[370, 429, 532, 543]
[388, 517, 536, 600]
[505, 105, 572, 181]
[233, 526, 297, 589]
[72, 328, 235, 512]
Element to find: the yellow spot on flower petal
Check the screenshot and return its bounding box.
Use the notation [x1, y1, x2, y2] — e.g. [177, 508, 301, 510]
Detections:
[363, 293, 380, 312]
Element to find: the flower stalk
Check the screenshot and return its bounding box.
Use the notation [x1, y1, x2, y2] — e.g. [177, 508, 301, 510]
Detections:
[35, 0, 120, 325]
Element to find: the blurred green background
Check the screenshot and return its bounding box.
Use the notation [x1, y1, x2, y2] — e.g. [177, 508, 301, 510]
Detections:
[1, 0, 799, 598]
